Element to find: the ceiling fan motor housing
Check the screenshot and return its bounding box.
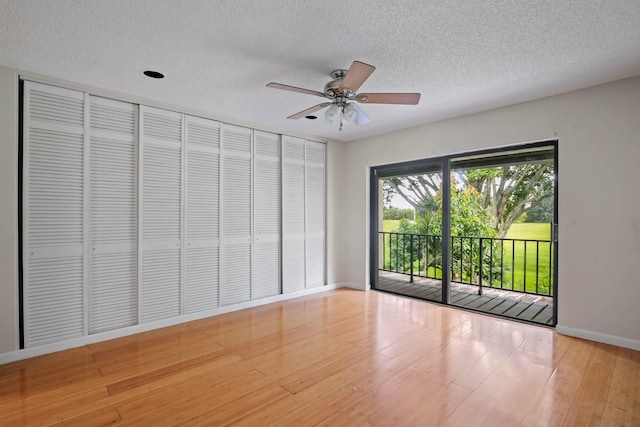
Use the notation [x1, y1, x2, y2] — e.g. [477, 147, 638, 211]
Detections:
[325, 69, 351, 98]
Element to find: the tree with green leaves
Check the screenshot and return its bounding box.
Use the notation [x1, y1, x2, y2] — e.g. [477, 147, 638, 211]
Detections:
[413, 184, 496, 238]
[384, 162, 554, 237]
[462, 163, 554, 236]
[383, 174, 441, 212]
[383, 206, 415, 220]
[389, 184, 498, 281]
[524, 194, 553, 223]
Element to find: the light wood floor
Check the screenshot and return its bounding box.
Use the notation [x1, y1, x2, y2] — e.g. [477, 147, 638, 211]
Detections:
[1, 289, 638, 426]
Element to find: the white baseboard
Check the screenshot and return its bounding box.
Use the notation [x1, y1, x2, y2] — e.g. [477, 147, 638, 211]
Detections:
[556, 325, 640, 351]
[0, 283, 346, 365]
[341, 282, 370, 291]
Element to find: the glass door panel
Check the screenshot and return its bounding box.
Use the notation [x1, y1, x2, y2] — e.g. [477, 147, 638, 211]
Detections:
[375, 164, 444, 303]
[448, 147, 556, 325]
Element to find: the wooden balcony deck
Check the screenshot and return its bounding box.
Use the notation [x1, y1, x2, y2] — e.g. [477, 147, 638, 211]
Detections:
[377, 271, 554, 326]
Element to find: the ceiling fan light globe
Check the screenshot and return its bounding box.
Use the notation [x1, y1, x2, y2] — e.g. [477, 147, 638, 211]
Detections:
[343, 104, 359, 122]
[325, 104, 340, 123]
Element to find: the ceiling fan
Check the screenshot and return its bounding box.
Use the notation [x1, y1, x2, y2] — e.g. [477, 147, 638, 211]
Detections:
[266, 60, 421, 131]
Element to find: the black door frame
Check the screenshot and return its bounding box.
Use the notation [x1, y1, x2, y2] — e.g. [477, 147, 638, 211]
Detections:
[369, 140, 558, 325]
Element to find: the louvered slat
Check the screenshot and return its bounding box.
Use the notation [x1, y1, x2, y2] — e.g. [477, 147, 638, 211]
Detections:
[141, 250, 181, 322]
[283, 239, 305, 293]
[140, 106, 182, 323]
[27, 129, 84, 247]
[253, 131, 281, 299]
[221, 243, 251, 305]
[187, 119, 220, 149]
[187, 150, 219, 239]
[283, 136, 305, 161]
[306, 140, 326, 164]
[185, 115, 220, 313]
[282, 136, 306, 293]
[223, 156, 251, 237]
[283, 163, 305, 235]
[28, 87, 84, 127]
[255, 130, 281, 158]
[90, 98, 136, 135]
[222, 124, 251, 238]
[89, 252, 137, 332]
[254, 158, 281, 234]
[23, 82, 85, 348]
[88, 96, 138, 333]
[186, 247, 219, 312]
[254, 132, 281, 236]
[305, 238, 325, 288]
[253, 241, 280, 299]
[143, 110, 182, 142]
[25, 256, 84, 346]
[306, 165, 325, 234]
[305, 141, 326, 288]
[221, 124, 252, 305]
[223, 124, 252, 152]
[142, 143, 181, 240]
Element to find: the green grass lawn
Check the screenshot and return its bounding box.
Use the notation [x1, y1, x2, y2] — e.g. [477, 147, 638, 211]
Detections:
[502, 223, 553, 294]
[380, 221, 554, 295]
[505, 223, 551, 240]
[383, 219, 401, 232]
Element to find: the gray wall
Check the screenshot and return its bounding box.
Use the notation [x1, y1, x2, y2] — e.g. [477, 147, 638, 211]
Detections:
[0, 65, 19, 354]
[341, 75, 640, 347]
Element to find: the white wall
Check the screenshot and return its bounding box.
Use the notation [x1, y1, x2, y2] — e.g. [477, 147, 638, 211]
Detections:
[0, 65, 19, 354]
[325, 138, 348, 286]
[343, 75, 640, 348]
[0, 64, 348, 357]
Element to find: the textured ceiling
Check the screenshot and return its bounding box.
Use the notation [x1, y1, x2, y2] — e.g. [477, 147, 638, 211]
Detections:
[1, 0, 640, 142]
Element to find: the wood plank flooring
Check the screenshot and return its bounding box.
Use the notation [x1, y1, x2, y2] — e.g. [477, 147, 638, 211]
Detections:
[1, 288, 638, 426]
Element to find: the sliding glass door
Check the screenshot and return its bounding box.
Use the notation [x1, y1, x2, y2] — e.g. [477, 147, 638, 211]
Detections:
[370, 142, 557, 326]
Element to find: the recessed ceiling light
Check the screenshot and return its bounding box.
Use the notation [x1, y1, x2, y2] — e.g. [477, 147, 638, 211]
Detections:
[143, 70, 165, 79]
[305, 115, 318, 120]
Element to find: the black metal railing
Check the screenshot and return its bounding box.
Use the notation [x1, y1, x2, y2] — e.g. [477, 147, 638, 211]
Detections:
[379, 231, 554, 296]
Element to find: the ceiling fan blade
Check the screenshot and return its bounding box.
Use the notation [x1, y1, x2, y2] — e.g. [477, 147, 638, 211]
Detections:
[266, 82, 328, 98]
[287, 102, 332, 119]
[356, 93, 421, 105]
[338, 61, 376, 93]
[350, 103, 371, 126]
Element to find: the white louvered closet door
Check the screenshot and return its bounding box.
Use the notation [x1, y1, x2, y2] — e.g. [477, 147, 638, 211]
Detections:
[220, 124, 252, 306]
[23, 82, 86, 348]
[282, 135, 306, 294]
[253, 131, 281, 299]
[184, 115, 220, 313]
[139, 106, 182, 323]
[305, 141, 326, 288]
[88, 96, 138, 333]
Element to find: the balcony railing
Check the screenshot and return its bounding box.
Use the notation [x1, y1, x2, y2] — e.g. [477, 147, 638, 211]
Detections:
[379, 231, 554, 296]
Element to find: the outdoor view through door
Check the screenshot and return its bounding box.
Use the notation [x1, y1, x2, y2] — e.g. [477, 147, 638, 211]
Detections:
[377, 163, 444, 303]
[373, 142, 557, 326]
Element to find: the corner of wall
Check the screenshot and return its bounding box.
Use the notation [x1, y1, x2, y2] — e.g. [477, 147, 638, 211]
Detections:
[340, 282, 371, 291]
[0, 64, 20, 354]
[325, 139, 348, 285]
[556, 325, 640, 352]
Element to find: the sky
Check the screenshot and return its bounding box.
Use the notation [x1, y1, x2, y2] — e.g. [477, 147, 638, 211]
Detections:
[389, 193, 414, 209]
